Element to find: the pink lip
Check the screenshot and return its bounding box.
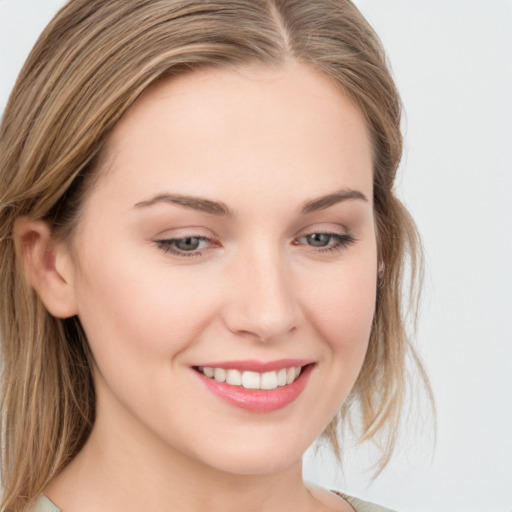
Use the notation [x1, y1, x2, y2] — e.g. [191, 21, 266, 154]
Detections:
[193, 362, 315, 413]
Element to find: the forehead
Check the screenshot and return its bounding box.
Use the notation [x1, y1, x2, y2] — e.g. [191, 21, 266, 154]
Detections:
[92, 62, 373, 212]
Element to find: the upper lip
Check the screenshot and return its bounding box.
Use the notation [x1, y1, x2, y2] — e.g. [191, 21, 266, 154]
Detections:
[193, 359, 313, 372]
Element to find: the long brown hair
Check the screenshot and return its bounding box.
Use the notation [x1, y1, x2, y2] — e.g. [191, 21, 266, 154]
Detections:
[0, 1, 433, 509]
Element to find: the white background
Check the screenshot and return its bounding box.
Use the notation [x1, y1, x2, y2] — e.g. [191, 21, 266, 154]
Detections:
[1, 1, 511, 511]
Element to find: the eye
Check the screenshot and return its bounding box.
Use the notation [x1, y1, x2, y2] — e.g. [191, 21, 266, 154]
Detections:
[304, 233, 333, 247]
[155, 236, 212, 257]
[296, 232, 356, 252]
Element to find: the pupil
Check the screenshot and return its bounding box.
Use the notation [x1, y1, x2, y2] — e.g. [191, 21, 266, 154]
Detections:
[176, 237, 200, 251]
[308, 234, 330, 247]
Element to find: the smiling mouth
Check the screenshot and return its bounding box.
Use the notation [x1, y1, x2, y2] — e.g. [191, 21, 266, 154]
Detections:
[194, 365, 308, 390]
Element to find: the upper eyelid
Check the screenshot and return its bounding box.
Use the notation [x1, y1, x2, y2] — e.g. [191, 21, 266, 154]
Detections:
[296, 222, 350, 234]
[153, 225, 215, 237]
[154, 230, 348, 242]
[152, 218, 350, 237]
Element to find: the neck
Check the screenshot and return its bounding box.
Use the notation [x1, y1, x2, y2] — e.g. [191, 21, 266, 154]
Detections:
[45, 382, 315, 512]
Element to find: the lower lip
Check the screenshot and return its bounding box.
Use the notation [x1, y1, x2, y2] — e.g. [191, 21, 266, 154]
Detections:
[195, 364, 314, 413]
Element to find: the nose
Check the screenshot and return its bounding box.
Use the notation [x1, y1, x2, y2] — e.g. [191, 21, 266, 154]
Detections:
[222, 247, 301, 342]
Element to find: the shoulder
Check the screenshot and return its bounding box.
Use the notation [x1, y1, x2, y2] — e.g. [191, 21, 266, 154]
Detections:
[30, 496, 61, 512]
[333, 491, 398, 512]
[306, 483, 397, 512]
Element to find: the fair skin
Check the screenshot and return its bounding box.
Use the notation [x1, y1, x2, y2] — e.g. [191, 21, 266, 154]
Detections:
[18, 62, 376, 512]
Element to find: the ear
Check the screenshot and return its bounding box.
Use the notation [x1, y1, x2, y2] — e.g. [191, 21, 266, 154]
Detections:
[13, 218, 78, 318]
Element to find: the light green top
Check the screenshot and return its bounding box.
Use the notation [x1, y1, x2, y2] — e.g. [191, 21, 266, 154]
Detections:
[32, 497, 59, 512]
[336, 492, 398, 512]
[32, 493, 397, 512]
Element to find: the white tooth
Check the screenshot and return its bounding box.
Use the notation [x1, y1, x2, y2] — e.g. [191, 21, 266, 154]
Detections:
[277, 368, 287, 387]
[214, 368, 226, 383]
[226, 369, 242, 386]
[203, 367, 215, 378]
[295, 366, 302, 377]
[261, 371, 278, 390]
[242, 371, 260, 389]
[286, 367, 296, 384]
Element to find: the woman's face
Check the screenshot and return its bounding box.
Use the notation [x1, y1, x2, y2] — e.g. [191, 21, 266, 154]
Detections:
[66, 63, 377, 475]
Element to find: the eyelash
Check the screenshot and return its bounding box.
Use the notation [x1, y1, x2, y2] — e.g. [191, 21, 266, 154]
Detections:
[155, 236, 212, 258]
[154, 232, 356, 258]
[295, 232, 356, 253]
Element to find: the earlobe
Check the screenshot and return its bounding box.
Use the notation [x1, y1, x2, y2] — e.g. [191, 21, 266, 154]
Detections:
[13, 218, 78, 318]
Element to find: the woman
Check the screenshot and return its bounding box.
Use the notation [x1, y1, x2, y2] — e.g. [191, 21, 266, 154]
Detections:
[0, 1, 432, 511]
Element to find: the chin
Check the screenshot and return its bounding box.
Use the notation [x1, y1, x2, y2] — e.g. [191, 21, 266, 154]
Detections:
[184, 428, 312, 476]
[205, 450, 303, 476]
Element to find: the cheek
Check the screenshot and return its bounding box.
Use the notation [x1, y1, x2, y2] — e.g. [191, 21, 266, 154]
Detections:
[72, 244, 220, 368]
[303, 258, 377, 358]
[294, 257, 377, 434]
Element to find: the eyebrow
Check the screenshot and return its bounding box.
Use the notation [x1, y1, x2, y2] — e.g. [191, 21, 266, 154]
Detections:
[133, 188, 368, 216]
[299, 188, 368, 214]
[134, 193, 232, 216]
